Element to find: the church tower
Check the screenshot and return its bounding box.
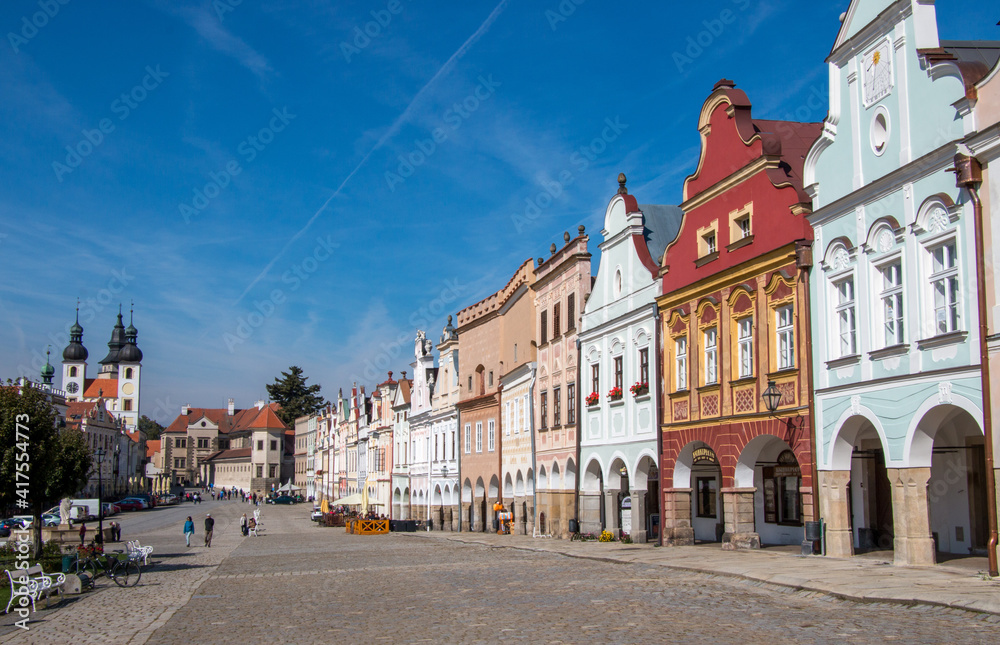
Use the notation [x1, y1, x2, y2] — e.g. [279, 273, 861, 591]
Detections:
[61, 306, 88, 402]
[98, 306, 126, 377]
[116, 306, 143, 433]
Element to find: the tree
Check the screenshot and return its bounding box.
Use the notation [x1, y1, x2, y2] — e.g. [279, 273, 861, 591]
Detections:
[138, 415, 165, 440]
[265, 366, 326, 426]
[0, 382, 91, 557]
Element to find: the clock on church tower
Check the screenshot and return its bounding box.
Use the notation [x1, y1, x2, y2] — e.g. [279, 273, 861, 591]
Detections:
[863, 40, 892, 106]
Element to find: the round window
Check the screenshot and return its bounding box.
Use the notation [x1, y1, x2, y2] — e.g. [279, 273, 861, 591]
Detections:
[870, 109, 889, 156]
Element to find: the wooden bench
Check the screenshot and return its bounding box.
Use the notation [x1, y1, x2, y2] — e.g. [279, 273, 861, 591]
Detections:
[5, 565, 65, 613]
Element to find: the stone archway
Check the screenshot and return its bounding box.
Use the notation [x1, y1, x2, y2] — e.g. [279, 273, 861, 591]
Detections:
[581, 458, 605, 534]
[735, 435, 806, 548]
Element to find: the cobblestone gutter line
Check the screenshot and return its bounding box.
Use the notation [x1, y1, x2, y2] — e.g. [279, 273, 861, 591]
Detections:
[411, 534, 1000, 619]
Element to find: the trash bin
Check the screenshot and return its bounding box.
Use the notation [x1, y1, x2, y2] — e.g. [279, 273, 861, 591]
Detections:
[568, 519, 579, 534]
[804, 520, 822, 542]
[62, 555, 75, 573]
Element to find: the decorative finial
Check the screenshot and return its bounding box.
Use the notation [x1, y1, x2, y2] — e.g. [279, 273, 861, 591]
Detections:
[578, 225, 586, 234]
[618, 173, 627, 195]
[537, 257, 544, 267]
[447, 315, 452, 324]
[388, 371, 393, 381]
[550, 243, 557, 254]
[563, 231, 570, 242]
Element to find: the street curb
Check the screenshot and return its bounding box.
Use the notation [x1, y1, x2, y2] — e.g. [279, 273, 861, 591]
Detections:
[402, 533, 1000, 618]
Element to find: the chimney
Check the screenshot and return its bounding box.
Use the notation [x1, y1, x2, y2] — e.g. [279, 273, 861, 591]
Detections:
[181, 404, 190, 415]
[227, 398, 235, 415]
[255, 400, 265, 410]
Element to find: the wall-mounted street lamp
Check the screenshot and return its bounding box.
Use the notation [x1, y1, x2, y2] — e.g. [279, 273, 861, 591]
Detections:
[762, 380, 782, 416]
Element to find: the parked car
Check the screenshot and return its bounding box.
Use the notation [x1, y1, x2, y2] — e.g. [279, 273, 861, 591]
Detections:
[116, 498, 145, 511]
[267, 495, 297, 505]
[102, 502, 120, 516]
[310, 506, 323, 521]
[130, 493, 157, 508]
[0, 518, 26, 537]
[41, 513, 61, 527]
[157, 494, 178, 505]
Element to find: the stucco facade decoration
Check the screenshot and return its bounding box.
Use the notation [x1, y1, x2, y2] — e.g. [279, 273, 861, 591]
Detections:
[804, 0, 998, 566]
[457, 259, 536, 533]
[657, 80, 822, 551]
[428, 318, 460, 530]
[579, 176, 681, 543]
[391, 377, 412, 519]
[533, 227, 592, 538]
[408, 333, 435, 522]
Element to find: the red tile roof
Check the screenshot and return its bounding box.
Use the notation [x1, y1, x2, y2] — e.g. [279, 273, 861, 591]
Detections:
[146, 440, 160, 459]
[163, 403, 284, 435]
[203, 448, 252, 461]
[83, 378, 117, 399]
[248, 406, 286, 430]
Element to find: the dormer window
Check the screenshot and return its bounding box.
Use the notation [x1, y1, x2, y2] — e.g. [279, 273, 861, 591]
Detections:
[737, 216, 751, 238]
[696, 221, 720, 265]
[704, 232, 716, 254]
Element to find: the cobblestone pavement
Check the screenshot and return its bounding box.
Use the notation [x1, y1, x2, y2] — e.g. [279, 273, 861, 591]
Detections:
[5, 505, 998, 644]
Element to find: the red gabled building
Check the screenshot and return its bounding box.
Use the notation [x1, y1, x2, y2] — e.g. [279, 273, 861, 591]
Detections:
[656, 80, 822, 550]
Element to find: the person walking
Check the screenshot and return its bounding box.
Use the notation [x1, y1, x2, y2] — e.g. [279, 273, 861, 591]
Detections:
[204, 514, 215, 547]
[184, 516, 195, 547]
[79, 521, 86, 546]
[240, 513, 248, 536]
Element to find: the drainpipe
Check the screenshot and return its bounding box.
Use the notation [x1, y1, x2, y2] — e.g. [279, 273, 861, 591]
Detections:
[456, 407, 462, 532]
[797, 239, 822, 555]
[528, 363, 538, 536]
[575, 338, 583, 532]
[654, 308, 664, 546]
[953, 153, 999, 576]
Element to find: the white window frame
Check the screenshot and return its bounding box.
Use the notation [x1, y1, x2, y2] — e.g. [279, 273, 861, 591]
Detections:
[737, 317, 753, 378]
[476, 421, 483, 453]
[877, 259, 904, 347]
[929, 239, 960, 336]
[464, 423, 471, 454]
[487, 419, 495, 452]
[675, 337, 687, 391]
[776, 305, 795, 370]
[703, 328, 717, 385]
[834, 277, 857, 357]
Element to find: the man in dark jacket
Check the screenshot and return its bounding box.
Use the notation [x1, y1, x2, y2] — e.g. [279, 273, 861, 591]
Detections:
[204, 514, 215, 547]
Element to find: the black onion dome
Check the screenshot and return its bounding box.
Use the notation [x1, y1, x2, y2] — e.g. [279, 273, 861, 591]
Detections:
[63, 308, 88, 361]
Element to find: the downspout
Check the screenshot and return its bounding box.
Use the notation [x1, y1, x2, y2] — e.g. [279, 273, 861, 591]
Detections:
[954, 154, 999, 576]
[457, 407, 462, 532]
[575, 338, 583, 532]
[654, 307, 664, 546]
[528, 363, 538, 536]
[797, 239, 822, 555]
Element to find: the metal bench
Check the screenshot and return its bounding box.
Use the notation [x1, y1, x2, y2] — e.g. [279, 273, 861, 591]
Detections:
[5, 565, 65, 613]
[125, 540, 153, 566]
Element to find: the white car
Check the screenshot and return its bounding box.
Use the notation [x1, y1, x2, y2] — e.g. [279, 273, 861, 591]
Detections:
[311, 506, 324, 521]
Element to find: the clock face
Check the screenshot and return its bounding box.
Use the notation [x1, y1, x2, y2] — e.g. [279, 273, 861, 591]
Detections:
[864, 41, 892, 105]
[66, 382, 79, 393]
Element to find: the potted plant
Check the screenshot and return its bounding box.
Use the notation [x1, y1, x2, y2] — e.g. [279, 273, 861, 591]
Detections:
[630, 381, 649, 397]
[607, 386, 623, 401]
[585, 392, 600, 406]
[598, 530, 615, 542]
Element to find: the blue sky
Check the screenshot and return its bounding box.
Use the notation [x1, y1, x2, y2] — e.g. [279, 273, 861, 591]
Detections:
[1, 0, 997, 424]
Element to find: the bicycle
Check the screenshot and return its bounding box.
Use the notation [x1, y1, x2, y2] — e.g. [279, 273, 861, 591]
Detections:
[72, 545, 142, 588]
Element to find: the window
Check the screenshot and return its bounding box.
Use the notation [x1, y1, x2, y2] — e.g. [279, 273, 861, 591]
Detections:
[591, 364, 599, 395]
[737, 318, 753, 378]
[197, 437, 209, 449]
[639, 348, 649, 386]
[513, 398, 519, 434]
[676, 338, 687, 390]
[835, 278, 857, 356]
[488, 371, 494, 387]
[174, 458, 185, 469]
[270, 440, 277, 451]
[514, 344, 517, 363]
[434, 435, 439, 461]
[69, 366, 77, 377]
[553, 303, 561, 338]
[553, 386, 561, 426]
[703, 328, 718, 384]
[614, 356, 623, 390]
[930, 241, 959, 334]
[487, 420, 495, 452]
[257, 440, 263, 451]
[567, 294, 575, 330]
[696, 477, 717, 518]
[876, 261, 904, 347]
[505, 402, 512, 436]
[476, 422, 483, 453]
[468, 376, 472, 391]
[736, 215, 751, 239]
[269, 465, 277, 478]
[540, 392, 548, 429]
[567, 383, 576, 424]
[256, 465, 263, 478]
[123, 399, 133, 411]
[540, 310, 548, 344]
[176, 438, 187, 449]
[124, 367, 133, 379]
[776, 306, 795, 369]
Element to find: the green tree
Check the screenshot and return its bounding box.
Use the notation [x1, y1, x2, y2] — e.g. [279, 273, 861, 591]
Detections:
[265, 366, 326, 426]
[0, 383, 91, 556]
[138, 414, 165, 440]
